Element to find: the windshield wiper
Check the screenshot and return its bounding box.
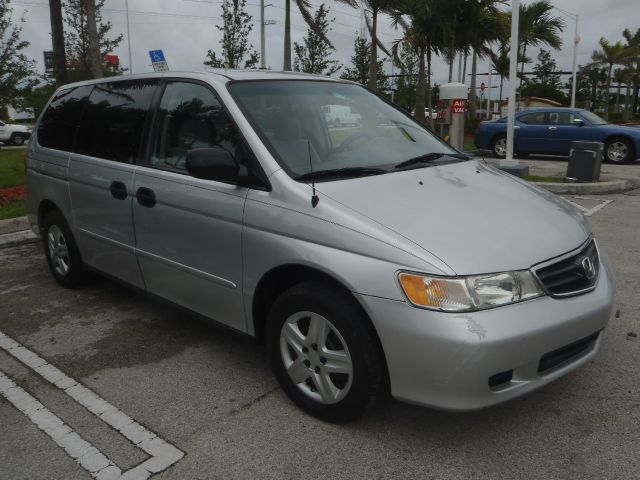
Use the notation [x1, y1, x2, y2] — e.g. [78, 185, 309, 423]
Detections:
[394, 152, 469, 170]
[297, 167, 388, 182]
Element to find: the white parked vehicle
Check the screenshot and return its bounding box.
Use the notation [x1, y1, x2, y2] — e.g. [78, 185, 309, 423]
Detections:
[322, 104, 362, 128]
[0, 120, 31, 145]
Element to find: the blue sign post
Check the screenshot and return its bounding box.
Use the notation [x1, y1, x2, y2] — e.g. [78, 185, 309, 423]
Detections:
[149, 50, 169, 72]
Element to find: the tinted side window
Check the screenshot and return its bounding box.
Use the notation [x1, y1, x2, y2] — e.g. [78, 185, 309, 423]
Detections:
[150, 82, 248, 173]
[549, 112, 575, 125]
[519, 112, 547, 125]
[37, 86, 92, 151]
[74, 79, 159, 162]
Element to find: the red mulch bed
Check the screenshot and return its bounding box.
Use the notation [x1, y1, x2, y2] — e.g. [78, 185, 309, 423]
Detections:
[0, 185, 26, 206]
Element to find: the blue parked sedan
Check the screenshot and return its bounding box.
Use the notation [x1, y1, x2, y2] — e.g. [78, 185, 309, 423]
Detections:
[475, 108, 640, 163]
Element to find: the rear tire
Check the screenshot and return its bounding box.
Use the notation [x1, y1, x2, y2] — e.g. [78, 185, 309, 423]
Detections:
[491, 134, 507, 159]
[10, 133, 26, 146]
[266, 280, 384, 423]
[42, 210, 86, 288]
[605, 137, 634, 164]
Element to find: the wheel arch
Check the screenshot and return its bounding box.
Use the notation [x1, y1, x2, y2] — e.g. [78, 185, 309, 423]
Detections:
[37, 199, 64, 234]
[252, 262, 390, 391]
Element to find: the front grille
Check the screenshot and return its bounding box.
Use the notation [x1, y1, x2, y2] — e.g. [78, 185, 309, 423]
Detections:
[538, 332, 600, 374]
[534, 240, 599, 297]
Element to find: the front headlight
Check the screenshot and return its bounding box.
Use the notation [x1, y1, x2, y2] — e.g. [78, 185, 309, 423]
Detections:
[398, 270, 544, 312]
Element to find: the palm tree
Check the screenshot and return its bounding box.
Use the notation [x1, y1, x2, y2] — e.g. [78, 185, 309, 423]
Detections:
[283, 0, 357, 71]
[361, 0, 396, 90]
[591, 38, 628, 119]
[517, 1, 564, 96]
[622, 28, 640, 116]
[462, 1, 508, 122]
[390, 0, 449, 127]
[491, 41, 529, 104]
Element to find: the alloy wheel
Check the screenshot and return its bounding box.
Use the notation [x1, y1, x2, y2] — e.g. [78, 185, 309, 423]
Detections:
[494, 137, 507, 157]
[607, 141, 628, 163]
[280, 311, 353, 404]
[47, 225, 70, 277]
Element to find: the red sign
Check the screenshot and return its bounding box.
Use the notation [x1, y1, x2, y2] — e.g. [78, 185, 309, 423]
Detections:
[451, 99, 466, 114]
[480, 82, 486, 92]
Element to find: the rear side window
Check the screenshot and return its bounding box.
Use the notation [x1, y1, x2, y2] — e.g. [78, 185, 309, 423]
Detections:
[37, 85, 92, 151]
[519, 112, 547, 125]
[74, 79, 159, 163]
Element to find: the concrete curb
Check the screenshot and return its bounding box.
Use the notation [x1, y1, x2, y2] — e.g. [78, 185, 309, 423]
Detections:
[532, 179, 635, 195]
[0, 216, 37, 248]
[0, 216, 30, 235]
[0, 229, 38, 248]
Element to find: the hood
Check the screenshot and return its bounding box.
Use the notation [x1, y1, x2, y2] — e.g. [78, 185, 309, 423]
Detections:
[316, 161, 590, 275]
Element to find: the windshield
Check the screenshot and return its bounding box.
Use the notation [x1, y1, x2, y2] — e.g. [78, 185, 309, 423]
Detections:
[228, 80, 459, 179]
[580, 110, 607, 125]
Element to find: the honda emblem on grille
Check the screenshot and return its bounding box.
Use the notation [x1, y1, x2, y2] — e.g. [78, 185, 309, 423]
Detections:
[581, 256, 596, 280]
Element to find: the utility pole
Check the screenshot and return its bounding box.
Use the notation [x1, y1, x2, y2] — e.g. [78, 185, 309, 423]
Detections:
[48, 0, 68, 85]
[84, 0, 103, 78]
[125, 0, 133, 74]
[260, 0, 265, 69]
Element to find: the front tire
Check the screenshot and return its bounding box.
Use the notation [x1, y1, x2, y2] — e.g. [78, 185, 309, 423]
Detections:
[42, 210, 85, 288]
[266, 280, 384, 423]
[491, 134, 507, 159]
[605, 137, 634, 164]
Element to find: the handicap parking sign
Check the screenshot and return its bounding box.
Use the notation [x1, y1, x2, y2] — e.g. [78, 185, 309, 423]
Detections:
[149, 50, 166, 63]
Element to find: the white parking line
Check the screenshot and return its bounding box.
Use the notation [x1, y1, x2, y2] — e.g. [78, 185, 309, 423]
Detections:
[564, 196, 613, 217]
[0, 331, 184, 480]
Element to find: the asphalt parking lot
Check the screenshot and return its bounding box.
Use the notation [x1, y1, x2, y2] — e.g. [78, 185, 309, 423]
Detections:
[1, 190, 640, 480]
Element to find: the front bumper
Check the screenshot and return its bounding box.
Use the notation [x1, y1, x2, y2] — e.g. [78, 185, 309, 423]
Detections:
[356, 259, 614, 411]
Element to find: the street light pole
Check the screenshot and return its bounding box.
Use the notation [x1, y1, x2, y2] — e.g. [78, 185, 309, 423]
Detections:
[571, 14, 580, 108]
[553, 6, 580, 108]
[505, 0, 519, 164]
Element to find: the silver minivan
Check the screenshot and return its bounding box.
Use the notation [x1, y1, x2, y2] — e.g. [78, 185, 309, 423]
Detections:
[27, 71, 614, 422]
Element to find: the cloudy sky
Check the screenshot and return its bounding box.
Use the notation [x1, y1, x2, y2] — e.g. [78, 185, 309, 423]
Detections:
[10, 0, 640, 98]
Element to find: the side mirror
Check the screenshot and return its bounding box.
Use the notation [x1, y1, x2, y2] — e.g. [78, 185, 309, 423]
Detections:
[186, 147, 247, 183]
[573, 118, 585, 127]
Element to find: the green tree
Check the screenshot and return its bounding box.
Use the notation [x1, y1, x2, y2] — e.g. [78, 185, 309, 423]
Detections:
[517, 0, 564, 93]
[393, 44, 418, 111]
[519, 49, 568, 105]
[0, 0, 37, 111]
[63, 0, 123, 81]
[340, 35, 388, 90]
[204, 0, 259, 69]
[283, 0, 356, 71]
[293, 4, 340, 75]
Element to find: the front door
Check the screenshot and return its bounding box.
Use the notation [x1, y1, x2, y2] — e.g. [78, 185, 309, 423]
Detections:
[515, 111, 550, 154]
[132, 81, 249, 331]
[68, 79, 159, 288]
[547, 111, 592, 154]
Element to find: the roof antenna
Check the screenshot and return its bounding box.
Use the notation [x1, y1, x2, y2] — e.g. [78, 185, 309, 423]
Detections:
[308, 140, 319, 208]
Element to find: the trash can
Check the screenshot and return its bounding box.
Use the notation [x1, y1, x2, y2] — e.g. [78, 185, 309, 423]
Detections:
[566, 141, 604, 182]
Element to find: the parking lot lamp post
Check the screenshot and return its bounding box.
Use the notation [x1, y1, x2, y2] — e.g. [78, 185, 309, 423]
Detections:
[504, 0, 519, 165]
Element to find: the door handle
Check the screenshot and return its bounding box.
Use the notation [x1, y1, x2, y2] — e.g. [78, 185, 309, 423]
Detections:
[109, 181, 128, 200]
[136, 187, 156, 208]
[548, 126, 557, 131]
[514, 125, 520, 129]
